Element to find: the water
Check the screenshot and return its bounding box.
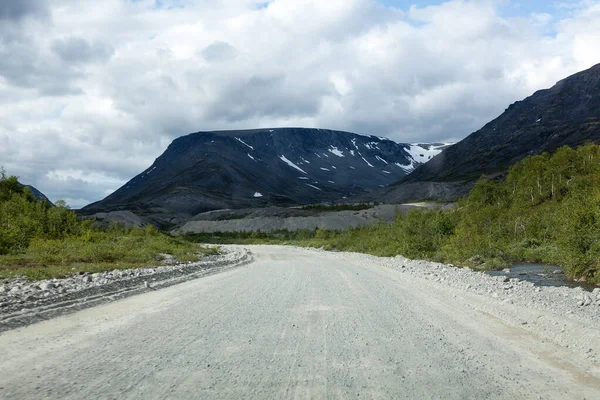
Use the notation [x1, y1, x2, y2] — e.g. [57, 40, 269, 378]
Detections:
[486, 263, 598, 292]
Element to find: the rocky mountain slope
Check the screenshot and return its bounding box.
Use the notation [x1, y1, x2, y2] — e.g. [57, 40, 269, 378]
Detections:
[24, 185, 51, 204]
[83, 128, 448, 218]
[381, 63, 600, 202]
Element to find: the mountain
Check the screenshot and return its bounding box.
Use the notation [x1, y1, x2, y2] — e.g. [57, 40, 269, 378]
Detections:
[24, 185, 52, 204]
[83, 128, 448, 219]
[381, 63, 600, 202]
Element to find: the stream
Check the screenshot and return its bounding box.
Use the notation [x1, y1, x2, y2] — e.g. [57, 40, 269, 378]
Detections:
[486, 263, 598, 292]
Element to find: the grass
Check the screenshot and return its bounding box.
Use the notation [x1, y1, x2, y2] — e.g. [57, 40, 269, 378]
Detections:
[184, 230, 325, 245]
[0, 232, 219, 281]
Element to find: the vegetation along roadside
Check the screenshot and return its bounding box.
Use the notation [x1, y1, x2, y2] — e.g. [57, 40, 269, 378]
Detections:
[0, 169, 217, 281]
[187, 144, 600, 285]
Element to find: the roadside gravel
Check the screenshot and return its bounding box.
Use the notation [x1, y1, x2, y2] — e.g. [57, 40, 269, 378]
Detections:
[0, 246, 252, 332]
[324, 248, 600, 363]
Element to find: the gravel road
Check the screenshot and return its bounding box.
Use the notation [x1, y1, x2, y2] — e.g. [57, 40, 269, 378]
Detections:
[1, 245, 599, 399]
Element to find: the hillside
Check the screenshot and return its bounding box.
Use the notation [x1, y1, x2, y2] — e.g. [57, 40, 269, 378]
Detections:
[381, 63, 600, 202]
[83, 128, 448, 218]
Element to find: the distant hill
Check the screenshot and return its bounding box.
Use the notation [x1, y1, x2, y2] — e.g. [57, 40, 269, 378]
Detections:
[24, 185, 52, 204]
[381, 63, 600, 203]
[82, 128, 449, 219]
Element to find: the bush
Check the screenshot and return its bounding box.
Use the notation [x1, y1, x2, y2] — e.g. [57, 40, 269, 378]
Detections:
[0, 169, 217, 280]
[188, 145, 600, 284]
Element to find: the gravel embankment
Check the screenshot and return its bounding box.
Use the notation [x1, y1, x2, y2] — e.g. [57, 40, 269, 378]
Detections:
[0, 247, 252, 332]
[176, 205, 409, 233]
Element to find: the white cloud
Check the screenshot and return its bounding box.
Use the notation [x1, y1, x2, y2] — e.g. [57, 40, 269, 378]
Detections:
[0, 0, 600, 207]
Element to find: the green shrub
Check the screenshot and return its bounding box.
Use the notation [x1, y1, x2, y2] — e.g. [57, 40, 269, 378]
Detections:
[0, 169, 217, 280]
[188, 145, 600, 283]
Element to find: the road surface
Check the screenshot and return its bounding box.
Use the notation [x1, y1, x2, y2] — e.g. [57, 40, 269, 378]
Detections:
[0, 246, 598, 399]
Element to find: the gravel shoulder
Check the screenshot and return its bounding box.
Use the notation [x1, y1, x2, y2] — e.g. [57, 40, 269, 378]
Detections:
[0, 247, 252, 332]
[0, 245, 598, 399]
[323, 248, 600, 362]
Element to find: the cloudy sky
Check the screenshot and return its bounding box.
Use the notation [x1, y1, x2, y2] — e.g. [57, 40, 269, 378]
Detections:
[1, 0, 599, 207]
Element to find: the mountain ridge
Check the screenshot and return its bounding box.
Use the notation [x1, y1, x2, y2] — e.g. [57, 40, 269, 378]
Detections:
[378, 63, 600, 203]
[82, 128, 449, 220]
[404, 63, 600, 183]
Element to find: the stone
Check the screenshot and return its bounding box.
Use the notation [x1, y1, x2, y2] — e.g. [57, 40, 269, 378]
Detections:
[9, 286, 21, 294]
[39, 282, 54, 291]
[82, 275, 92, 283]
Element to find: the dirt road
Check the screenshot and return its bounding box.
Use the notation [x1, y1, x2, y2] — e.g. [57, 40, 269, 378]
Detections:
[0, 246, 598, 399]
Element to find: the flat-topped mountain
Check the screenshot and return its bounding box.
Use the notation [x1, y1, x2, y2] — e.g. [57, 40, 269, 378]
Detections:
[83, 128, 448, 218]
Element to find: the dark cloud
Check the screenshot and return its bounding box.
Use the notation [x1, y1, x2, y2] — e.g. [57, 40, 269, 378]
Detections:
[52, 37, 114, 64]
[0, 0, 48, 21]
[0, 37, 83, 96]
[205, 73, 327, 122]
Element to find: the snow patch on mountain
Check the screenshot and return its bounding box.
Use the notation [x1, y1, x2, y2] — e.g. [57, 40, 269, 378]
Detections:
[305, 184, 322, 191]
[375, 155, 388, 164]
[328, 146, 345, 157]
[253, 192, 263, 198]
[395, 161, 415, 173]
[361, 155, 374, 167]
[235, 137, 254, 150]
[145, 167, 157, 175]
[351, 138, 374, 167]
[406, 144, 447, 163]
[279, 155, 307, 174]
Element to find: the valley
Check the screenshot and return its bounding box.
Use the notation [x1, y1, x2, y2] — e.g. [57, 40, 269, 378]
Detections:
[3, 1, 600, 398]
